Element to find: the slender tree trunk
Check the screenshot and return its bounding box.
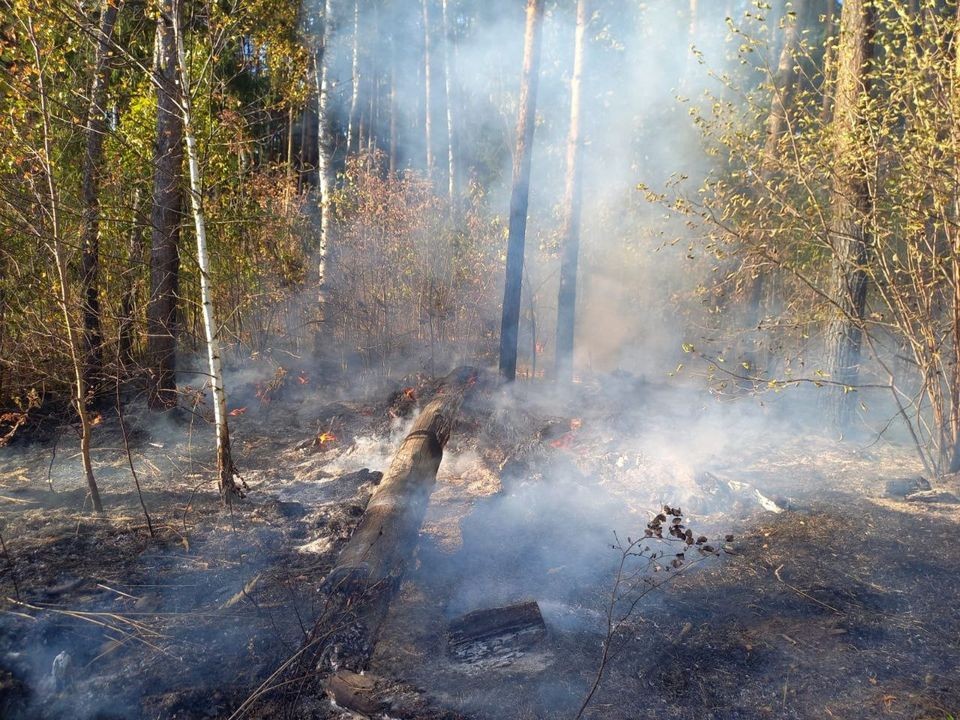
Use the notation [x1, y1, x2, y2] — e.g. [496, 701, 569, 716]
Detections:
[315, 0, 336, 319]
[389, 32, 398, 175]
[119, 192, 145, 369]
[820, 0, 836, 123]
[498, 0, 545, 381]
[422, 0, 434, 178]
[80, 0, 122, 398]
[822, 0, 875, 430]
[286, 104, 296, 193]
[441, 0, 458, 214]
[171, 0, 241, 503]
[146, 0, 183, 410]
[948, 2, 960, 472]
[347, 0, 360, 154]
[555, 0, 588, 383]
[743, 0, 805, 375]
[26, 14, 103, 512]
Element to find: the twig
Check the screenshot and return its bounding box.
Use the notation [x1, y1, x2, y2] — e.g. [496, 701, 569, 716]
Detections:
[773, 564, 842, 615]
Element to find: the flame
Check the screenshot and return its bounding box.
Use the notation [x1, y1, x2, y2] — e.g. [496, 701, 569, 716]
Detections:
[402, 387, 416, 400]
[89, 413, 103, 427]
[229, 407, 247, 416]
[317, 431, 337, 445]
[298, 372, 309, 385]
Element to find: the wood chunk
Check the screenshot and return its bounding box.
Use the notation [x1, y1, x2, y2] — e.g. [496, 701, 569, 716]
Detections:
[885, 476, 931, 498]
[324, 670, 384, 716]
[905, 489, 960, 504]
[449, 601, 546, 647]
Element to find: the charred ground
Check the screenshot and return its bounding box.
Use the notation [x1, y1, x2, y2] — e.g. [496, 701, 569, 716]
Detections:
[0, 373, 957, 720]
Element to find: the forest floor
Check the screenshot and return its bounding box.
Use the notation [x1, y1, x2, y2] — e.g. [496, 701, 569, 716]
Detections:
[0, 369, 958, 720]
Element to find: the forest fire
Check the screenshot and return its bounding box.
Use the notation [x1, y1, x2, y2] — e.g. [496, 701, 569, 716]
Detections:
[2, 0, 960, 718]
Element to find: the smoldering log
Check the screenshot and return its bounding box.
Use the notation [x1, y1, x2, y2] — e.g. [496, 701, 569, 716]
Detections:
[319, 366, 481, 668]
[448, 601, 546, 649]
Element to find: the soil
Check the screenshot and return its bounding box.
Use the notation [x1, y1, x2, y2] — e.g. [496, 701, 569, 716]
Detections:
[0, 372, 958, 719]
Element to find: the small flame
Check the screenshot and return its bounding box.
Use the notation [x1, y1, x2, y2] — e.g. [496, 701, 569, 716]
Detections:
[402, 387, 416, 401]
[298, 372, 309, 385]
[89, 413, 103, 427]
[229, 407, 247, 416]
[317, 431, 337, 445]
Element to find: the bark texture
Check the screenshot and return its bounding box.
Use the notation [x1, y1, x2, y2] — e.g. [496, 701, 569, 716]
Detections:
[146, 0, 184, 409]
[822, 0, 875, 430]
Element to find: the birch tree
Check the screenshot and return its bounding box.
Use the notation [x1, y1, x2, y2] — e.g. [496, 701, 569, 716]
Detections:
[170, 0, 242, 502]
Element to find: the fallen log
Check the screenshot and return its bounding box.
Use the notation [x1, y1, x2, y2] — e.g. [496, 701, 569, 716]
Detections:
[320, 366, 481, 669]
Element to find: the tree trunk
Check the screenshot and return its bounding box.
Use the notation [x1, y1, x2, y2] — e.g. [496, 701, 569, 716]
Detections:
[498, 0, 545, 382]
[822, 0, 874, 430]
[26, 14, 103, 512]
[118, 192, 146, 369]
[555, 0, 588, 383]
[171, 0, 242, 503]
[422, 0, 435, 178]
[80, 0, 122, 398]
[315, 0, 336, 319]
[742, 0, 805, 376]
[347, 0, 360, 154]
[820, 0, 836, 123]
[324, 368, 480, 665]
[389, 31, 398, 175]
[146, 0, 184, 410]
[441, 0, 458, 214]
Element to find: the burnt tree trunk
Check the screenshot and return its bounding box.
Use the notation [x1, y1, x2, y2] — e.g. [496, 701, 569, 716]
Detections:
[146, 0, 184, 410]
[555, 0, 588, 383]
[80, 0, 122, 398]
[498, 0, 545, 381]
[822, 0, 875, 430]
[323, 367, 480, 664]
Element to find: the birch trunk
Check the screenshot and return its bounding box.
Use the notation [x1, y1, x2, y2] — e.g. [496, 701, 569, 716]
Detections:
[171, 1, 241, 503]
[315, 0, 336, 316]
[555, 0, 588, 383]
[441, 0, 458, 214]
[346, 0, 360, 154]
[422, 0, 434, 178]
[498, 0, 545, 381]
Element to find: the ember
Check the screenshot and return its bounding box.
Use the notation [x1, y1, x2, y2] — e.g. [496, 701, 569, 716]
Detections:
[228, 407, 247, 416]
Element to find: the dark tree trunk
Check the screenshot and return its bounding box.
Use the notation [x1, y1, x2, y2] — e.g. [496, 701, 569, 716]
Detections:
[555, 0, 588, 383]
[80, 0, 122, 398]
[822, 0, 875, 430]
[146, 0, 184, 410]
[498, 0, 545, 382]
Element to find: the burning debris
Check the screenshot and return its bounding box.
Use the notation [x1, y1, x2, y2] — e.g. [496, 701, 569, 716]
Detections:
[448, 601, 547, 666]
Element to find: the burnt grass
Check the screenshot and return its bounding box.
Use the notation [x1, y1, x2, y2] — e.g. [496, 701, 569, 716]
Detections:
[0, 379, 959, 719]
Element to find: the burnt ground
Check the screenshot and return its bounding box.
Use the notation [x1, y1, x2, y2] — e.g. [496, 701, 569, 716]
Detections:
[0, 371, 958, 719]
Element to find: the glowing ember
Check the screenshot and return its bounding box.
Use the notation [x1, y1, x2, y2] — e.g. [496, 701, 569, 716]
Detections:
[402, 387, 417, 400]
[298, 372, 309, 384]
[229, 407, 247, 416]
